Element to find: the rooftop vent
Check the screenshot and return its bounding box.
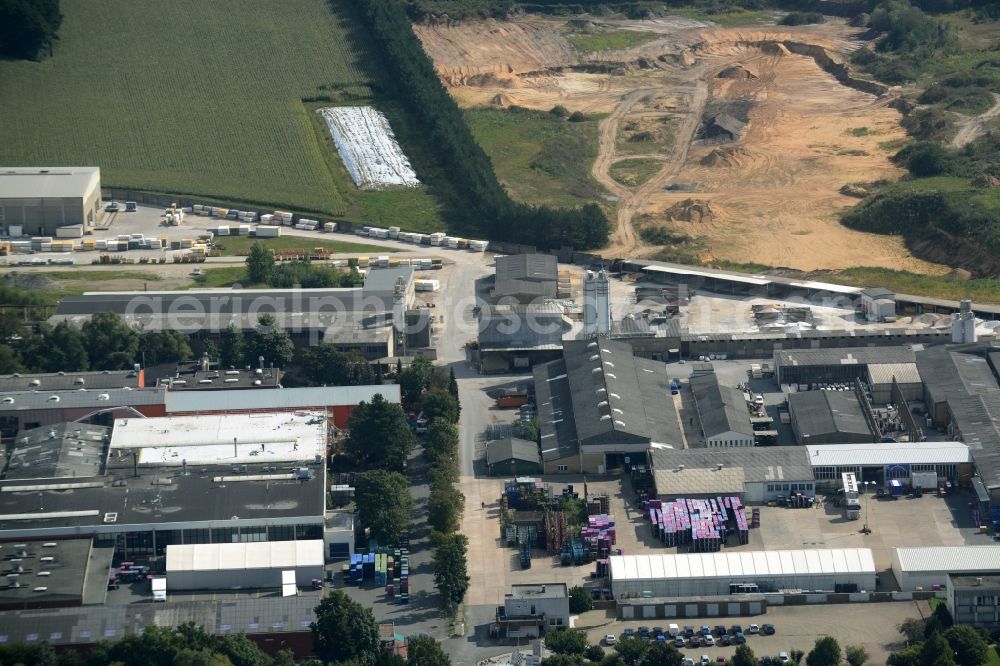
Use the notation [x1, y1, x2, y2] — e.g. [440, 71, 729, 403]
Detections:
[103, 513, 118, 524]
[717, 463, 724, 470]
[33, 587, 47, 592]
[97, 393, 109, 401]
[74, 377, 85, 385]
[29, 379, 41, 387]
[678, 464, 685, 471]
[600, 415, 611, 421]
[2, 397, 13, 404]
[47, 395, 60, 402]
[37, 572, 50, 577]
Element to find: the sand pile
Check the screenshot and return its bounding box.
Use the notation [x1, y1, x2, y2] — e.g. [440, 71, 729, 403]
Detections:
[717, 65, 758, 81]
[663, 199, 720, 223]
[700, 145, 751, 167]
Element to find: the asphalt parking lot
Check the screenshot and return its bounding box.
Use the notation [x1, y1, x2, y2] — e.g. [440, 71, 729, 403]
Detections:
[578, 600, 925, 665]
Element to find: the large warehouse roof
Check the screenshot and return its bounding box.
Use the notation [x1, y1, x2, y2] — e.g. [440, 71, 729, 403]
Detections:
[166, 540, 324, 574]
[0, 387, 166, 412]
[610, 549, 875, 582]
[165, 384, 399, 413]
[806, 441, 971, 467]
[775, 347, 916, 368]
[0, 370, 142, 392]
[111, 412, 327, 465]
[893, 546, 1000, 573]
[649, 446, 813, 495]
[0, 167, 100, 199]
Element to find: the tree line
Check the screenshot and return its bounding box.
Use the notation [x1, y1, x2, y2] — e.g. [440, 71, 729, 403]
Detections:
[355, 0, 610, 251]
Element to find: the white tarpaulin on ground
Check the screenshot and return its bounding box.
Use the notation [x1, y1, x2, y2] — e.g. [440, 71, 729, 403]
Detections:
[320, 106, 420, 190]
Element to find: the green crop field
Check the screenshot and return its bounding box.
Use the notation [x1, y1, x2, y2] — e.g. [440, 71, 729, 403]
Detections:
[465, 107, 605, 209]
[0, 0, 444, 229]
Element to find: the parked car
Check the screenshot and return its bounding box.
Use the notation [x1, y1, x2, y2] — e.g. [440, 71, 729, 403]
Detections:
[720, 634, 732, 647]
[683, 659, 694, 666]
[761, 624, 776, 635]
[604, 634, 616, 646]
[714, 625, 728, 636]
[653, 627, 664, 638]
[748, 624, 760, 634]
[701, 625, 712, 637]
[778, 652, 791, 663]
[730, 625, 743, 635]
[638, 627, 650, 638]
[700, 656, 711, 665]
[674, 637, 686, 649]
[734, 632, 746, 644]
[684, 626, 696, 638]
[762, 657, 773, 666]
[622, 628, 635, 639]
[703, 635, 715, 647]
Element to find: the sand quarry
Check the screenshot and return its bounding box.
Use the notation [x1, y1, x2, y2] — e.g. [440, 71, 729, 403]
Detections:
[416, 16, 946, 273]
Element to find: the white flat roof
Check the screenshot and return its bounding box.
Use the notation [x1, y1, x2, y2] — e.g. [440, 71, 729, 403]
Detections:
[0, 167, 100, 199]
[893, 546, 1000, 573]
[610, 548, 875, 582]
[165, 385, 399, 413]
[166, 540, 324, 573]
[806, 441, 971, 467]
[110, 412, 327, 465]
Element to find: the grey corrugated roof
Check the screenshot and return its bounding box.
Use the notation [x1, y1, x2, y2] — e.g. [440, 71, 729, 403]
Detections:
[0, 387, 166, 412]
[787, 390, 874, 440]
[689, 373, 754, 438]
[0, 371, 142, 392]
[0, 538, 93, 609]
[496, 254, 557, 283]
[5, 423, 110, 480]
[866, 363, 921, 386]
[486, 437, 541, 466]
[649, 446, 814, 485]
[165, 385, 399, 414]
[917, 348, 999, 407]
[861, 287, 895, 298]
[534, 359, 579, 462]
[495, 279, 556, 300]
[776, 346, 916, 368]
[478, 303, 570, 349]
[564, 339, 678, 445]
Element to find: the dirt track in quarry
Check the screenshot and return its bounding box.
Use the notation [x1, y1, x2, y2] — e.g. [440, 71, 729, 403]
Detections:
[416, 16, 949, 273]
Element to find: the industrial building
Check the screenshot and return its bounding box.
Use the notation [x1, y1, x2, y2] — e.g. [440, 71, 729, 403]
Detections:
[647, 447, 814, 504]
[891, 546, 1000, 591]
[495, 583, 570, 638]
[486, 437, 542, 476]
[493, 254, 558, 303]
[165, 540, 325, 590]
[108, 412, 328, 466]
[787, 390, 875, 445]
[0, 369, 144, 393]
[51, 267, 418, 345]
[0, 386, 168, 437]
[860, 287, 896, 323]
[947, 574, 1000, 629]
[0, 538, 109, 611]
[152, 358, 281, 390]
[807, 441, 971, 489]
[534, 339, 681, 473]
[0, 167, 102, 236]
[689, 372, 754, 448]
[609, 549, 876, 599]
[477, 303, 571, 373]
[774, 347, 916, 386]
[4, 423, 110, 481]
[865, 363, 922, 404]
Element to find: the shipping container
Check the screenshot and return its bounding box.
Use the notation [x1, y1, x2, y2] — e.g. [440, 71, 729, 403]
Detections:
[414, 279, 440, 292]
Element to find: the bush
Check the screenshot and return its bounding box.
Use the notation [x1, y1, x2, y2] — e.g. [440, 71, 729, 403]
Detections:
[568, 111, 588, 122]
[550, 105, 570, 118]
[780, 11, 824, 25]
[568, 586, 594, 614]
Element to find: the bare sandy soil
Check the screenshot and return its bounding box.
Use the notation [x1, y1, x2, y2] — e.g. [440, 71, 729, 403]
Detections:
[415, 17, 949, 273]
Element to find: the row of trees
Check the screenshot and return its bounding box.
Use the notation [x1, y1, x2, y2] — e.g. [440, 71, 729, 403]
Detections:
[0, 311, 193, 374]
[244, 245, 362, 288]
[355, 0, 610, 251]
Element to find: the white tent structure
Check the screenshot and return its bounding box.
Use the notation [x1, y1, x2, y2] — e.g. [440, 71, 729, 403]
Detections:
[609, 549, 876, 598]
[166, 540, 324, 590]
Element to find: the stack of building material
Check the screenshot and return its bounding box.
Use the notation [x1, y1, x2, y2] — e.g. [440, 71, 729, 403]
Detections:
[580, 514, 617, 559]
[645, 497, 749, 549]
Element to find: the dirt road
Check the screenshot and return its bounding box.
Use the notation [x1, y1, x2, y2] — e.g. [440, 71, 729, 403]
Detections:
[951, 92, 1000, 148]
